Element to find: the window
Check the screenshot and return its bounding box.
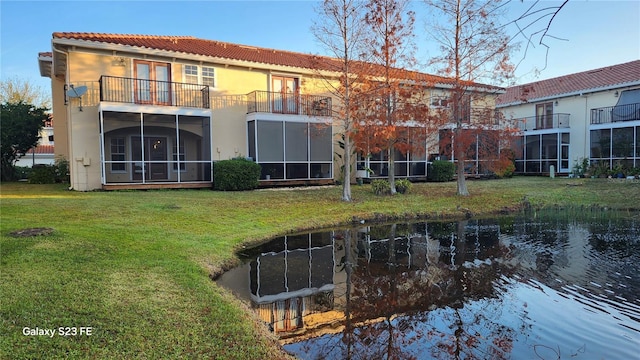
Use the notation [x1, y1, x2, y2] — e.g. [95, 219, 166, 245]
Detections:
[202, 67, 215, 87]
[184, 65, 198, 84]
[111, 138, 126, 172]
[172, 140, 185, 172]
[184, 65, 215, 88]
[430, 96, 449, 108]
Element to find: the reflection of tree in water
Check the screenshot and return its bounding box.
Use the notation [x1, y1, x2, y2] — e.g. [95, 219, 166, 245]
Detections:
[324, 221, 520, 360]
[229, 214, 640, 359]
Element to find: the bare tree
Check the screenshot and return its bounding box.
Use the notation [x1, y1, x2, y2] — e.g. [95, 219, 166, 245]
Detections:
[312, 0, 368, 201]
[424, 0, 517, 196]
[0, 76, 51, 109]
[506, 0, 570, 77]
[355, 0, 419, 194]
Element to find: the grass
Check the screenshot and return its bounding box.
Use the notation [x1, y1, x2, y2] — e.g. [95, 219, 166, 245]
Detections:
[1, 177, 638, 359]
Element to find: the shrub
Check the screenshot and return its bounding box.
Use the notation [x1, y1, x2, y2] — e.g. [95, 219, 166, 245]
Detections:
[492, 158, 515, 178]
[54, 157, 70, 183]
[395, 179, 412, 194]
[213, 158, 261, 191]
[29, 164, 57, 184]
[28, 158, 70, 184]
[371, 179, 391, 195]
[14, 166, 32, 180]
[428, 160, 455, 182]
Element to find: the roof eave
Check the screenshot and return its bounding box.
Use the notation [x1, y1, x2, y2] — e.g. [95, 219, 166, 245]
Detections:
[497, 81, 640, 108]
[52, 37, 340, 77]
[38, 54, 53, 78]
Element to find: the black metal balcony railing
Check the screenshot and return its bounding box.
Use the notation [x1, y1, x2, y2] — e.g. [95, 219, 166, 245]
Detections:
[100, 76, 210, 109]
[515, 113, 570, 131]
[246, 90, 332, 116]
[591, 103, 640, 124]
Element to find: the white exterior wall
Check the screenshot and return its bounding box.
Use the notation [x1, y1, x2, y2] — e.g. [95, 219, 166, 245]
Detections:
[15, 154, 55, 167]
[499, 87, 630, 171]
[68, 105, 102, 191]
[15, 126, 56, 167]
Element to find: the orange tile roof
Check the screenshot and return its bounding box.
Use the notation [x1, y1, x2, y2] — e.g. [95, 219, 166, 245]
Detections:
[26, 145, 54, 155]
[497, 60, 640, 105]
[51, 32, 498, 90]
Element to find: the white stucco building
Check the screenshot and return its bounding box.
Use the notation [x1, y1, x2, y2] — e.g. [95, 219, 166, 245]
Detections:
[497, 60, 640, 175]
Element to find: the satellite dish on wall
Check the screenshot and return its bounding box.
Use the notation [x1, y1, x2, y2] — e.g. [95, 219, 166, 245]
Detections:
[66, 85, 87, 111]
[66, 85, 87, 98]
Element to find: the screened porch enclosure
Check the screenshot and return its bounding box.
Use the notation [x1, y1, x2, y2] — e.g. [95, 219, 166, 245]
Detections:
[247, 119, 333, 181]
[101, 110, 212, 185]
[356, 127, 429, 178]
[515, 132, 570, 174]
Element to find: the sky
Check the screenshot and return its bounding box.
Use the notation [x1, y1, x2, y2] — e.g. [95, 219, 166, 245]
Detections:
[1, 0, 639, 99]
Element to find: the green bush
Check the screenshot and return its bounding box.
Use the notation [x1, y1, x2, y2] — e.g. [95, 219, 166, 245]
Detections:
[371, 179, 391, 195]
[14, 166, 32, 180]
[29, 164, 57, 184]
[54, 157, 70, 183]
[428, 160, 455, 182]
[28, 158, 70, 184]
[395, 179, 412, 194]
[213, 158, 261, 191]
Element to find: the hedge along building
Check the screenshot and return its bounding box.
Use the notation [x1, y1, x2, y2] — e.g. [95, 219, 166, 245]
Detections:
[38, 32, 503, 191]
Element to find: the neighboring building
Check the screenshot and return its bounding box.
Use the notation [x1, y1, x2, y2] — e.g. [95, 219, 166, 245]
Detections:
[39, 32, 501, 191]
[15, 116, 55, 167]
[497, 60, 640, 175]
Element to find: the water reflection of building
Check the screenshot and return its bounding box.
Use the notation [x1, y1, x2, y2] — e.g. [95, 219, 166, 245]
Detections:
[247, 232, 337, 333]
[220, 220, 510, 340]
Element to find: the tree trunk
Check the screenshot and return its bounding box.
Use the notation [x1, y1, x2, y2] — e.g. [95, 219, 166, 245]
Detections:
[455, 124, 469, 196]
[342, 137, 353, 201]
[388, 147, 396, 194]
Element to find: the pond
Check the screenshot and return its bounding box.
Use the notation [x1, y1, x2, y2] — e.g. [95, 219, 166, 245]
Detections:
[216, 211, 640, 359]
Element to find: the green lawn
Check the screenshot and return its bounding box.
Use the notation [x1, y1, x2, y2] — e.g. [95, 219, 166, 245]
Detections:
[1, 177, 638, 359]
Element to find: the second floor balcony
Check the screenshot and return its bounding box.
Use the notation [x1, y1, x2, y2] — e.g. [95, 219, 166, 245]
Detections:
[99, 75, 210, 109]
[591, 103, 640, 124]
[515, 113, 570, 131]
[246, 90, 332, 117]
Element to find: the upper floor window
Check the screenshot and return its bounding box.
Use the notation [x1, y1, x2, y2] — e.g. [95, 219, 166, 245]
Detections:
[430, 96, 449, 108]
[184, 65, 215, 88]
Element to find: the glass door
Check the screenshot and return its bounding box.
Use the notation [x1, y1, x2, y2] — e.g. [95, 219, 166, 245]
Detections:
[155, 64, 171, 105]
[134, 61, 171, 105]
[132, 136, 168, 181]
[536, 102, 554, 130]
[560, 133, 570, 172]
[272, 76, 298, 114]
[135, 62, 152, 104]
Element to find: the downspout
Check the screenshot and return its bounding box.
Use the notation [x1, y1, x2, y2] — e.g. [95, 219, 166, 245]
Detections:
[52, 43, 74, 189]
[583, 93, 589, 166]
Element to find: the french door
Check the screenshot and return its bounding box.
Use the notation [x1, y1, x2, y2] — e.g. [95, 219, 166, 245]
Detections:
[536, 102, 554, 130]
[132, 136, 168, 181]
[135, 60, 171, 105]
[272, 76, 298, 114]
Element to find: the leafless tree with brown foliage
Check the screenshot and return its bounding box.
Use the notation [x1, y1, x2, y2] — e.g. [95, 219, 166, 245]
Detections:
[312, 0, 369, 201]
[424, 0, 518, 196]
